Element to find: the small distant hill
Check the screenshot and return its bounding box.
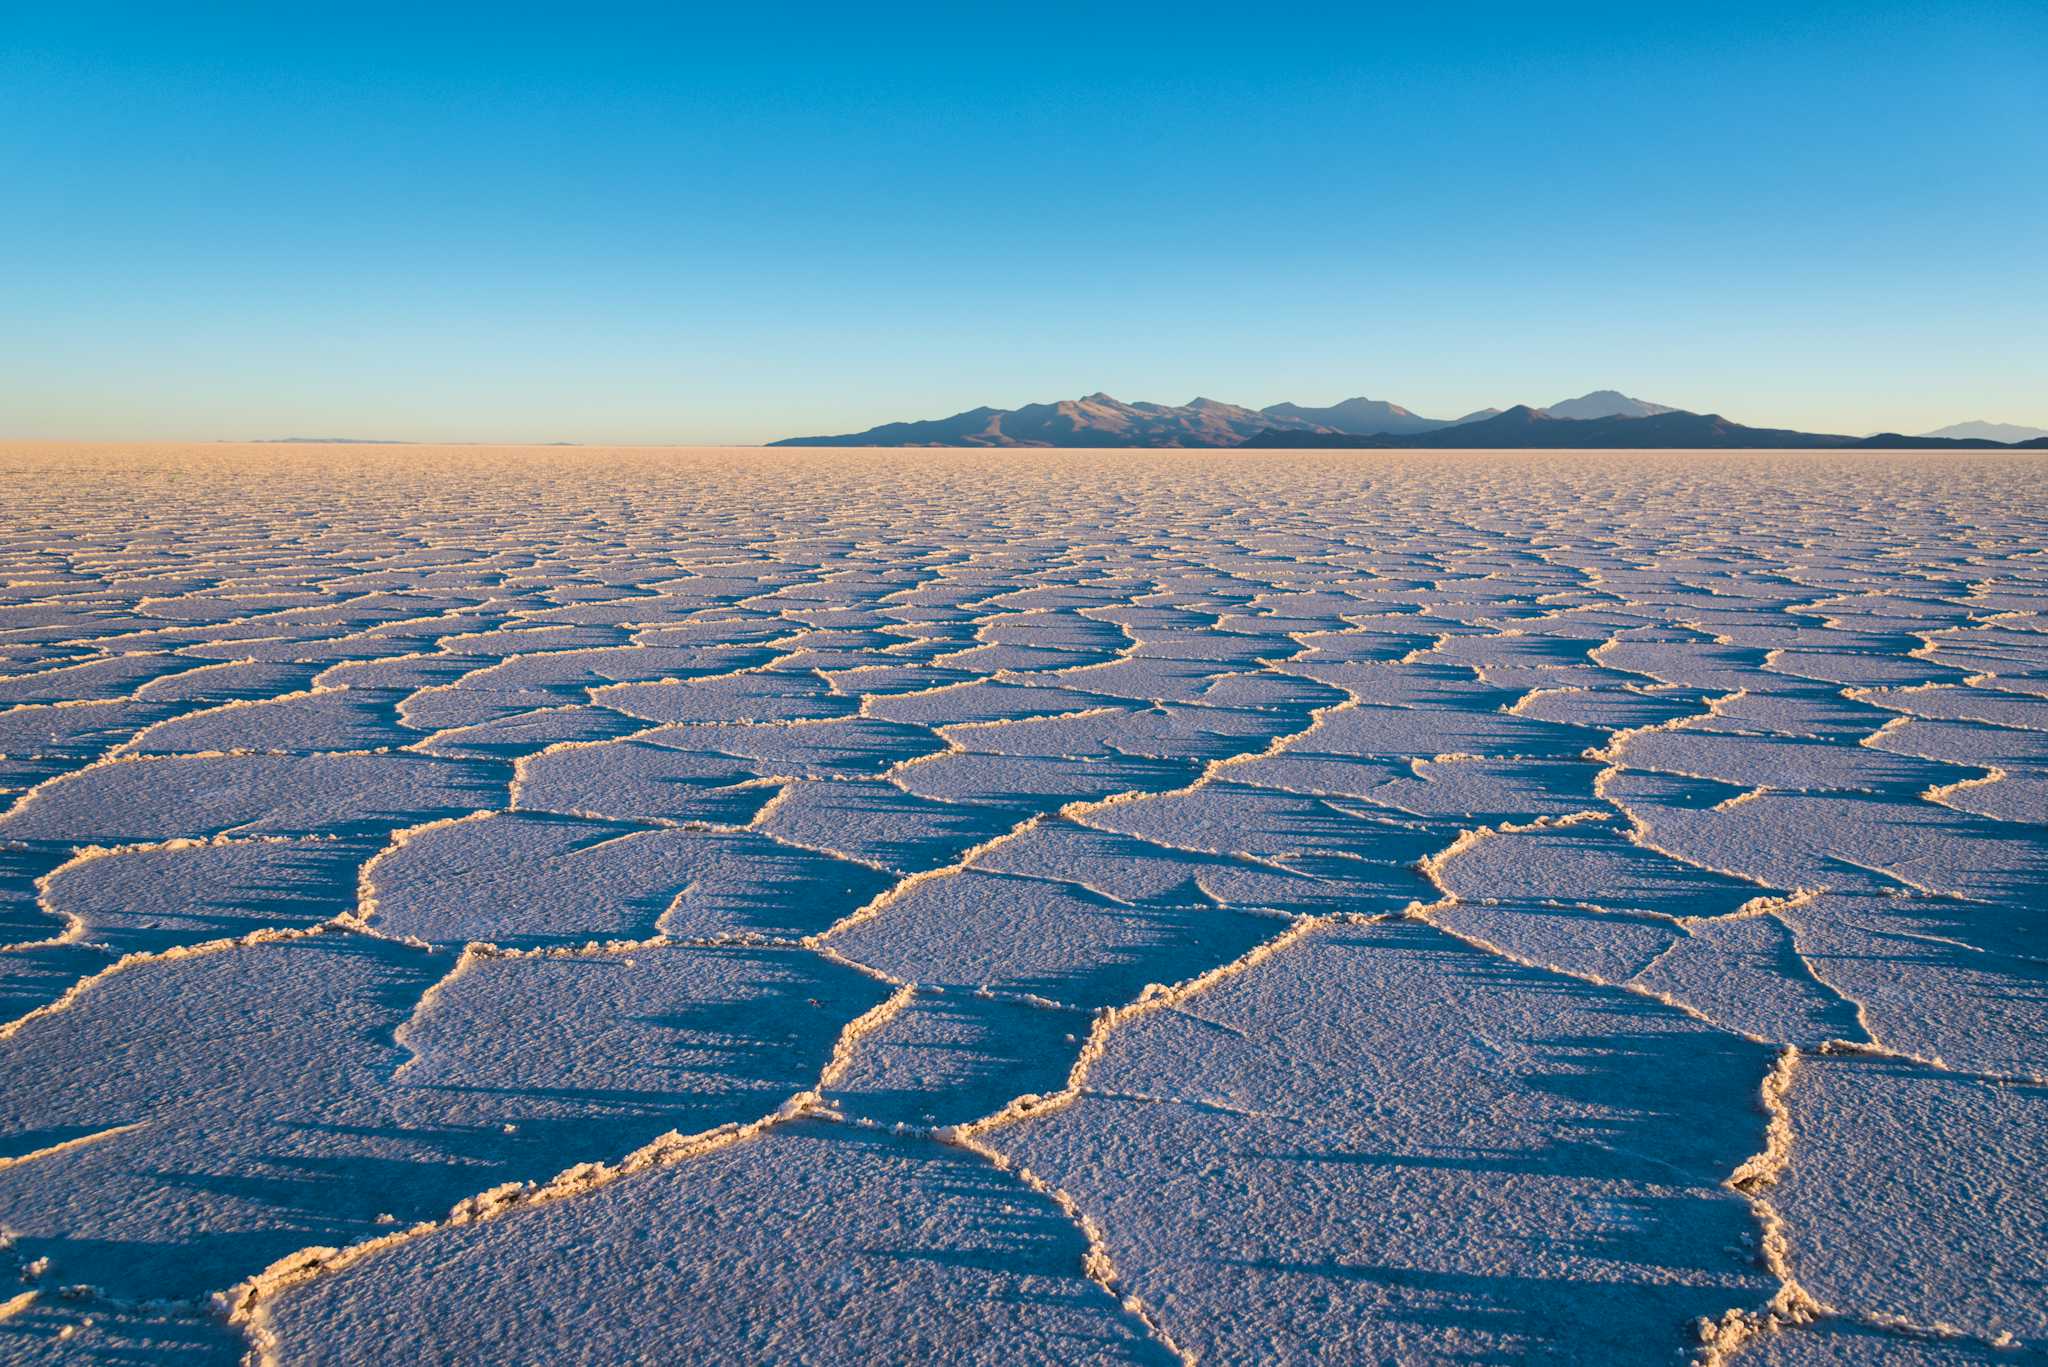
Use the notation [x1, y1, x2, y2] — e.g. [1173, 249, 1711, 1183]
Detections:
[1918, 420, 2048, 443]
[256, 436, 416, 445]
[1542, 390, 1679, 420]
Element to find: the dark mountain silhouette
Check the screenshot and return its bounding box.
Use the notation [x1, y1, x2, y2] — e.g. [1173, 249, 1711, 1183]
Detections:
[1851, 432, 2031, 449]
[1239, 406, 2033, 450]
[771, 393, 1332, 447]
[1257, 397, 1479, 436]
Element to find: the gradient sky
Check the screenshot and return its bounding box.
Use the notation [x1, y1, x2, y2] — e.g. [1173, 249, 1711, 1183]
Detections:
[4, 1, 2043, 444]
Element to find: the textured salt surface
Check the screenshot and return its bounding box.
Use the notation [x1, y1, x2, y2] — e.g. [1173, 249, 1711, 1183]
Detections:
[0, 443, 2043, 1363]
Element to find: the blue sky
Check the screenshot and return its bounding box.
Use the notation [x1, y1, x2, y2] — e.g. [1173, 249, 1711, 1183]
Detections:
[4, 2, 2043, 443]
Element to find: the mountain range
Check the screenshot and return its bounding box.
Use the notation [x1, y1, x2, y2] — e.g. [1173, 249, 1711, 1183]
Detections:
[1241, 406, 2048, 450]
[773, 390, 2047, 449]
[769, 393, 1314, 448]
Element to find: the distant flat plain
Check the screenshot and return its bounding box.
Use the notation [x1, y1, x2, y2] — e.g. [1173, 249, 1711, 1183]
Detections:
[1, 443, 2042, 1363]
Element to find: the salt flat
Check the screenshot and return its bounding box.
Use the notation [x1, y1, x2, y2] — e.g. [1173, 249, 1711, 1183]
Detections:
[0, 443, 2042, 1364]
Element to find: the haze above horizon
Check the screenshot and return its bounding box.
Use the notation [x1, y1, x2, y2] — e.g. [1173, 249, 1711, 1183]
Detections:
[4, 1, 2043, 444]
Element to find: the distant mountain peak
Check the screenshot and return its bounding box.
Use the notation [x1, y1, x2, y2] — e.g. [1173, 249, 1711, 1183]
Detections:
[1919, 419, 2048, 443]
[1257, 395, 1472, 436]
[1543, 390, 1680, 420]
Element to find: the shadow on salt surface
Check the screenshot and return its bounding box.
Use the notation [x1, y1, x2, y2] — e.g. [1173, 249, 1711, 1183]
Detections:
[116, 686, 424, 756]
[827, 868, 1285, 1010]
[511, 736, 778, 826]
[0, 839, 57, 942]
[1606, 771, 2048, 914]
[0, 698, 184, 790]
[0, 653, 210, 705]
[1775, 892, 2048, 1075]
[1357, 755, 1603, 822]
[368, 811, 898, 946]
[758, 778, 1025, 874]
[0, 752, 505, 845]
[893, 749, 1197, 809]
[311, 645, 491, 692]
[1431, 900, 1681, 984]
[968, 817, 1434, 923]
[591, 667, 863, 725]
[1433, 820, 1761, 921]
[1773, 1053, 2048, 1346]
[826, 990, 1088, 1128]
[1080, 780, 1451, 868]
[1616, 724, 1984, 801]
[660, 715, 947, 781]
[410, 700, 650, 762]
[0, 942, 113, 1021]
[861, 677, 1133, 728]
[0, 1291, 247, 1364]
[0, 748, 505, 1017]
[1821, 886, 2048, 968]
[990, 918, 1776, 1363]
[1631, 911, 1867, 1046]
[3, 831, 384, 1019]
[386, 632, 808, 731]
[261, 1120, 1172, 1366]
[1506, 684, 1713, 734]
[1737, 1317, 2010, 1365]
[0, 937, 883, 1321]
[42, 836, 380, 956]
